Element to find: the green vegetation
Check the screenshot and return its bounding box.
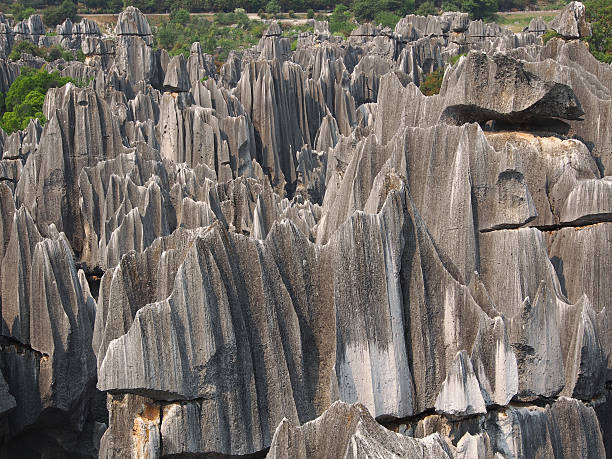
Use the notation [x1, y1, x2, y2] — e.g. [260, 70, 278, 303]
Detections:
[416, 1, 437, 15]
[8, 40, 85, 62]
[585, 0, 612, 64]
[42, 0, 78, 26]
[539, 0, 571, 10]
[441, 0, 498, 20]
[4, 0, 565, 17]
[493, 12, 555, 33]
[375, 10, 402, 29]
[420, 67, 444, 96]
[0, 67, 77, 133]
[329, 4, 356, 36]
[154, 9, 266, 61]
[353, 0, 414, 22]
[541, 28, 561, 43]
[449, 52, 466, 65]
[282, 21, 314, 39]
[10, 4, 36, 21]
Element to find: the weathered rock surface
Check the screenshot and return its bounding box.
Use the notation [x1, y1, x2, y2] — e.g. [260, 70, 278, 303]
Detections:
[267, 401, 452, 459]
[0, 4, 610, 458]
[549, 1, 591, 39]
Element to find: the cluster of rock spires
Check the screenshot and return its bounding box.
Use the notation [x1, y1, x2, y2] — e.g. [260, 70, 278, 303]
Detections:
[0, 2, 611, 458]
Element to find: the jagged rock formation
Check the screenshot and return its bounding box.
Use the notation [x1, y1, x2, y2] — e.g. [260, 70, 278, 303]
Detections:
[0, 3, 611, 458]
[549, 0, 591, 39]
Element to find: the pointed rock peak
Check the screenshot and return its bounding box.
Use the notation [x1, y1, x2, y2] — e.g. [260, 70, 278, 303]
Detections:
[435, 350, 486, 418]
[313, 20, 329, 36]
[57, 18, 73, 34]
[471, 316, 519, 406]
[510, 281, 565, 400]
[267, 401, 451, 458]
[350, 22, 380, 37]
[163, 54, 190, 93]
[115, 6, 152, 37]
[14, 14, 44, 35]
[525, 16, 547, 33]
[190, 41, 202, 55]
[549, 1, 591, 39]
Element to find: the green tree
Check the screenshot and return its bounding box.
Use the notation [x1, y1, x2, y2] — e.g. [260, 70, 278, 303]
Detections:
[382, 0, 414, 16]
[1, 67, 76, 133]
[416, 0, 437, 15]
[585, 0, 612, 63]
[107, 0, 124, 12]
[11, 3, 37, 22]
[43, 0, 78, 27]
[329, 4, 356, 34]
[82, 0, 107, 10]
[442, 0, 497, 20]
[353, 0, 380, 21]
[266, 0, 281, 14]
[170, 7, 191, 24]
[375, 11, 401, 28]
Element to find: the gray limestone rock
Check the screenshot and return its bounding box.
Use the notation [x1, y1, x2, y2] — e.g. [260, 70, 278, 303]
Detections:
[549, 1, 591, 39]
[0, 368, 15, 416]
[267, 402, 452, 459]
[163, 54, 190, 92]
[434, 351, 487, 418]
[525, 17, 547, 34]
[187, 42, 216, 86]
[1, 5, 611, 457]
[114, 6, 152, 39]
[439, 52, 584, 125]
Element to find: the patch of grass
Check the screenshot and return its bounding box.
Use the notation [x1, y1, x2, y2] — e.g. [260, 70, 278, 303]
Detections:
[541, 28, 562, 43]
[449, 53, 467, 65]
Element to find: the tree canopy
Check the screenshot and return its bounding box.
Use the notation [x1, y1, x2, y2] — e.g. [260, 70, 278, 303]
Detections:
[585, 0, 612, 63]
[0, 67, 77, 133]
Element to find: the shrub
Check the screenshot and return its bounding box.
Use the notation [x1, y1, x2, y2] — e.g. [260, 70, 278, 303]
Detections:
[8, 40, 44, 61]
[307, 8, 314, 19]
[9, 41, 82, 63]
[420, 67, 444, 96]
[46, 44, 79, 62]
